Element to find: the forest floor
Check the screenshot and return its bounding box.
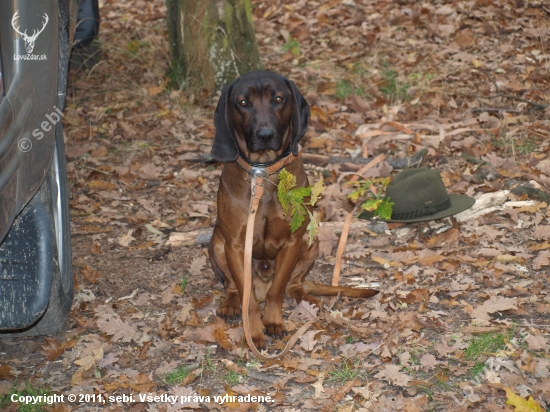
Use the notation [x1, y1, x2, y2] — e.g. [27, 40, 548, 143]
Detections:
[2, 0, 550, 411]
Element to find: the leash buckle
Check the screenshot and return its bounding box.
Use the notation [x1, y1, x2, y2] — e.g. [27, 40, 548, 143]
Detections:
[250, 167, 267, 180]
[249, 167, 266, 213]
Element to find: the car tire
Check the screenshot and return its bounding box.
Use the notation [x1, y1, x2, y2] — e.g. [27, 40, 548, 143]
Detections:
[0, 125, 73, 336]
[70, 0, 101, 70]
[74, 0, 100, 47]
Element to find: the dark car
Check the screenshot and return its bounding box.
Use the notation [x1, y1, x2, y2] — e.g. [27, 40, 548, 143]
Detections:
[0, 0, 99, 335]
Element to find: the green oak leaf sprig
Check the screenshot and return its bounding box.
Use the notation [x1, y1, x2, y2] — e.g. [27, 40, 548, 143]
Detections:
[277, 169, 325, 247]
[348, 176, 394, 219]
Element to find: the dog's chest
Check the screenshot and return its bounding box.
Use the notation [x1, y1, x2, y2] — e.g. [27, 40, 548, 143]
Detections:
[251, 192, 296, 258]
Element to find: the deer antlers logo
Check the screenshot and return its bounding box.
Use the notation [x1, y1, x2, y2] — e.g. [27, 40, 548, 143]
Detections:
[11, 11, 49, 54]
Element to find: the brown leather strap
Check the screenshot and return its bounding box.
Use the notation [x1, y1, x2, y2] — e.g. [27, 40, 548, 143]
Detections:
[331, 154, 386, 288]
[242, 169, 312, 361]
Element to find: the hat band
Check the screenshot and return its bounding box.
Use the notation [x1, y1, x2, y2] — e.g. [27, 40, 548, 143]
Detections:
[391, 197, 451, 220]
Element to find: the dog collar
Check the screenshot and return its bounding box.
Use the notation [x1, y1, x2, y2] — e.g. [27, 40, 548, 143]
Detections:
[236, 148, 302, 178]
[238, 147, 292, 168]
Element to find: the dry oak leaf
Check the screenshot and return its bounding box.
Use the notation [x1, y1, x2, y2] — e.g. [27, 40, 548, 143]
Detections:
[298, 357, 324, 371]
[334, 379, 361, 402]
[533, 251, 550, 270]
[434, 342, 455, 356]
[213, 327, 232, 350]
[504, 387, 545, 412]
[189, 255, 207, 276]
[71, 370, 83, 386]
[137, 341, 152, 360]
[0, 364, 13, 380]
[231, 384, 262, 396]
[401, 288, 430, 304]
[535, 363, 550, 380]
[161, 287, 176, 304]
[118, 229, 135, 247]
[420, 354, 438, 372]
[524, 334, 548, 351]
[88, 180, 116, 190]
[398, 311, 425, 331]
[355, 341, 382, 353]
[74, 347, 103, 371]
[88, 146, 108, 159]
[311, 379, 325, 399]
[418, 254, 447, 266]
[0, 381, 11, 396]
[350, 94, 371, 113]
[344, 243, 368, 259]
[90, 242, 102, 255]
[98, 352, 119, 368]
[97, 316, 140, 342]
[374, 364, 412, 387]
[492, 357, 521, 375]
[103, 373, 131, 391]
[470, 296, 518, 321]
[148, 79, 169, 96]
[530, 240, 550, 251]
[340, 343, 359, 359]
[182, 326, 216, 343]
[192, 294, 213, 308]
[226, 327, 244, 344]
[40, 338, 65, 361]
[81, 264, 101, 283]
[533, 226, 550, 240]
[191, 203, 209, 215]
[351, 386, 373, 400]
[426, 228, 459, 248]
[79, 337, 103, 357]
[176, 302, 194, 324]
[371, 254, 399, 267]
[398, 351, 411, 367]
[139, 163, 163, 180]
[299, 330, 321, 352]
[291, 371, 316, 384]
[318, 226, 338, 257]
[221, 359, 245, 376]
[130, 372, 155, 392]
[289, 300, 319, 323]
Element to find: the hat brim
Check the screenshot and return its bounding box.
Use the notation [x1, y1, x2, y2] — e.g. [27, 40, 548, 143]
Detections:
[358, 194, 476, 223]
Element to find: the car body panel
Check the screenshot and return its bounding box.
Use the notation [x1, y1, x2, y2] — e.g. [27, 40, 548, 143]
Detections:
[0, 0, 80, 244]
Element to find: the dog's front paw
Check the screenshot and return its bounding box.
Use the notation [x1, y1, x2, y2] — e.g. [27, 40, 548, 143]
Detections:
[264, 321, 287, 340]
[245, 316, 267, 350]
[217, 294, 242, 321]
[251, 333, 267, 350]
[263, 308, 287, 340]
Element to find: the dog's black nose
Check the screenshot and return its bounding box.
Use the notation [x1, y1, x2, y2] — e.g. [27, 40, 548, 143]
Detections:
[257, 128, 275, 141]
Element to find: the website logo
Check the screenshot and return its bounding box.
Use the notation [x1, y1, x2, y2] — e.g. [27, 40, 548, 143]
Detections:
[11, 11, 48, 60]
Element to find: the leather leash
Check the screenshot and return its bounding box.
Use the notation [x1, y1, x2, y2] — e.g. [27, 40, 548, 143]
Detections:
[331, 154, 386, 288]
[239, 150, 313, 361]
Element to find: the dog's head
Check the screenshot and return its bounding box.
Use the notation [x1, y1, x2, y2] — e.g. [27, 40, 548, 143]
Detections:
[212, 71, 310, 163]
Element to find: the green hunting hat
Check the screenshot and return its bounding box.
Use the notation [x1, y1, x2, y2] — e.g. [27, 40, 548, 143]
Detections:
[358, 168, 475, 223]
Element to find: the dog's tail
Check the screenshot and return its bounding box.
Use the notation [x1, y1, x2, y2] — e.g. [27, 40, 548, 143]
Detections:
[303, 281, 379, 298]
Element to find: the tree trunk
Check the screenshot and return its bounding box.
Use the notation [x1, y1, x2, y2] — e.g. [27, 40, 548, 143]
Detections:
[166, 0, 263, 93]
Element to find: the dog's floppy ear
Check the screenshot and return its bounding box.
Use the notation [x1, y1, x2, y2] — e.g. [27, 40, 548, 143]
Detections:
[212, 84, 239, 162]
[287, 79, 310, 156]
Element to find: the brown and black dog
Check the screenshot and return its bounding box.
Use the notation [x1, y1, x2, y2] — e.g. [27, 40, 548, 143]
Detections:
[209, 71, 378, 349]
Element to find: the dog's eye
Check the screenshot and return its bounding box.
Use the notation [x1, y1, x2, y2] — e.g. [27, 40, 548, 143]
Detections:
[274, 96, 284, 103]
[238, 99, 247, 107]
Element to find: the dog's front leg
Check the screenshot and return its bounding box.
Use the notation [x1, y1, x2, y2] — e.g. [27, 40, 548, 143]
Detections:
[224, 242, 266, 349]
[262, 238, 303, 339]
